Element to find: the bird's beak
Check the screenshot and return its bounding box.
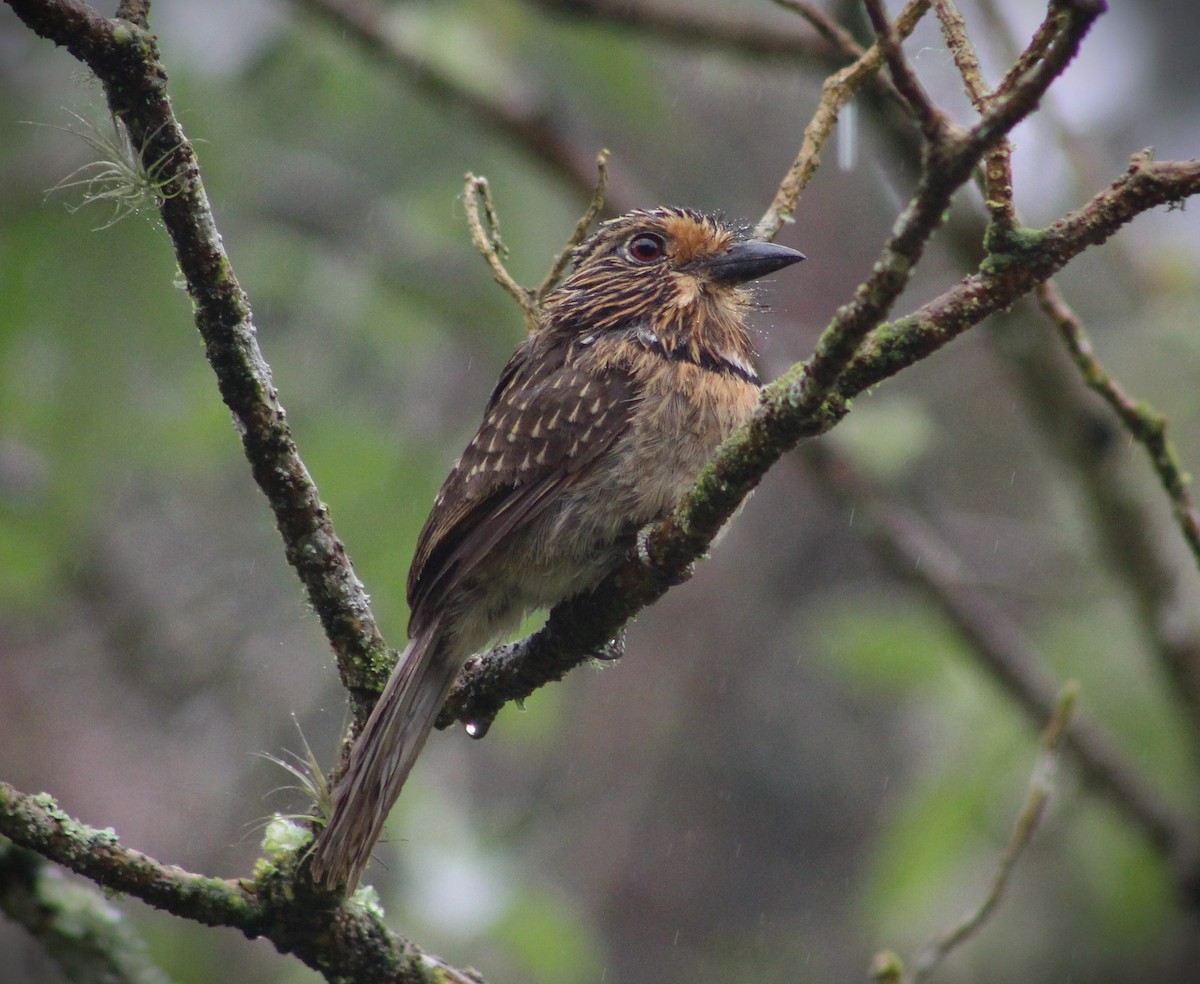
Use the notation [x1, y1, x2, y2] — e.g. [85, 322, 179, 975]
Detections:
[694, 240, 805, 285]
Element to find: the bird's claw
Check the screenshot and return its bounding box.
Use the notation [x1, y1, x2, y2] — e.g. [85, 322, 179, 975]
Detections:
[635, 527, 696, 586]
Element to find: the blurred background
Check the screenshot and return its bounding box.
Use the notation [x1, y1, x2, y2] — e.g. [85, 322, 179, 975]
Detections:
[2, 0, 1200, 981]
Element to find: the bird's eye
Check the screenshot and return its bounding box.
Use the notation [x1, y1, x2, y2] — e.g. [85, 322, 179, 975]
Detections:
[627, 233, 666, 264]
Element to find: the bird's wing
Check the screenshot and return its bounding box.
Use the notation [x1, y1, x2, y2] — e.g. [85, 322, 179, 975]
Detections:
[406, 330, 636, 625]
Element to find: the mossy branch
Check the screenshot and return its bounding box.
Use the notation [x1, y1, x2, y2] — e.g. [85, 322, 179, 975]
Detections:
[0, 783, 481, 983]
[1039, 280, 1200, 570]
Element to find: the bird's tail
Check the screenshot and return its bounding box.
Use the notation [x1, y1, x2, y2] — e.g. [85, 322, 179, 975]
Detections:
[310, 627, 460, 892]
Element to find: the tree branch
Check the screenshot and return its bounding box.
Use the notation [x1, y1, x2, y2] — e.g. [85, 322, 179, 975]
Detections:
[1039, 281, 1200, 573]
[0, 784, 483, 983]
[755, 0, 931, 241]
[6, 0, 395, 722]
[0, 838, 174, 984]
[933, 0, 1018, 229]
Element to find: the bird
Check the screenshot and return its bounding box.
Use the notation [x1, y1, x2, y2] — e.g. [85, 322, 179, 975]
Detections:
[309, 206, 804, 892]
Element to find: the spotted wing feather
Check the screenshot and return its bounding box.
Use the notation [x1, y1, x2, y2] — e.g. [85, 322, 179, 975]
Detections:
[407, 331, 635, 625]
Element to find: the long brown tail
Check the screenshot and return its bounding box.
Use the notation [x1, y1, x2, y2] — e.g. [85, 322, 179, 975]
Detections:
[310, 627, 461, 892]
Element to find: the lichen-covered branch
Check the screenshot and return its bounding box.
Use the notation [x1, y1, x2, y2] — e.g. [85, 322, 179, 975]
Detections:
[0, 784, 482, 983]
[1039, 281, 1200, 571]
[0, 839, 174, 984]
[5, 0, 393, 720]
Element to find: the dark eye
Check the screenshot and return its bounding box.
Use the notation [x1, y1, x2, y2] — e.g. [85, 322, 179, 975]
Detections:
[627, 233, 666, 264]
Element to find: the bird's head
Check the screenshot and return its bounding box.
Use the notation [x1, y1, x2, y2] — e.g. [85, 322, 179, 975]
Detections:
[545, 207, 804, 336]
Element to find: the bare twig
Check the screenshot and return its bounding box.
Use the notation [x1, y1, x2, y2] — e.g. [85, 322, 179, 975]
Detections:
[933, 0, 1017, 227]
[909, 684, 1079, 982]
[863, 0, 949, 141]
[536, 149, 610, 301]
[755, 0, 931, 241]
[934, 0, 989, 100]
[991, 2, 1072, 104]
[463, 152, 610, 336]
[770, 0, 863, 54]
[463, 174, 539, 333]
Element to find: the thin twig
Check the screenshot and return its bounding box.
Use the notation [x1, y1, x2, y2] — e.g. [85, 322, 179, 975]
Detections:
[863, 0, 949, 141]
[755, 0, 931, 241]
[463, 153, 611, 335]
[934, 0, 989, 100]
[1038, 280, 1200, 571]
[991, 2, 1071, 104]
[933, 0, 1016, 227]
[536, 149, 610, 301]
[770, 0, 863, 53]
[463, 174, 539, 333]
[909, 684, 1079, 981]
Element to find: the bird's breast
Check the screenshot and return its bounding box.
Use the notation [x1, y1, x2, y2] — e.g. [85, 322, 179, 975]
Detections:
[617, 358, 759, 519]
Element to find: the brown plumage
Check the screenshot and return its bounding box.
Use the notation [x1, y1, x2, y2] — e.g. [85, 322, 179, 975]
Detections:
[310, 206, 804, 891]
